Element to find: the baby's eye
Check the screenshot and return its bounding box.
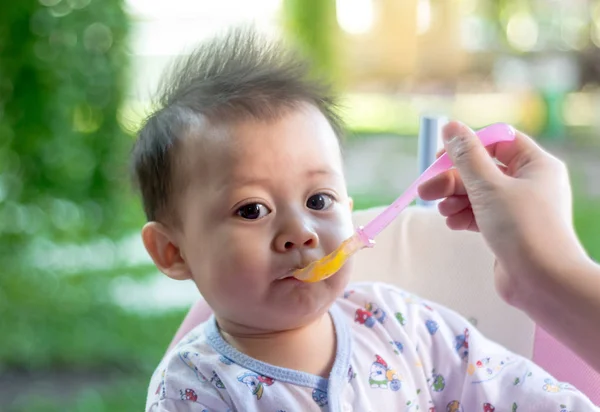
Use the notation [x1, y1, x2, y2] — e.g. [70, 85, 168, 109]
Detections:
[306, 193, 334, 211]
[236, 203, 270, 220]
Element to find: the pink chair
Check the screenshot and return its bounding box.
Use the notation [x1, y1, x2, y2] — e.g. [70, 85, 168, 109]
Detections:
[167, 206, 600, 405]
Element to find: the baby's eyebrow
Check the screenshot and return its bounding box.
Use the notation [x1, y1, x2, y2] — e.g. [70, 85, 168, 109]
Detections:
[305, 168, 341, 178]
[223, 176, 270, 190]
[225, 168, 342, 189]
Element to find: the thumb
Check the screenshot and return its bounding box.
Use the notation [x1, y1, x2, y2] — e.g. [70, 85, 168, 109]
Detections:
[442, 121, 503, 192]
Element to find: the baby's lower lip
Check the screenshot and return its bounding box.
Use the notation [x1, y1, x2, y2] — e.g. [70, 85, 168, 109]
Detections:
[277, 269, 299, 280]
[277, 275, 302, 283]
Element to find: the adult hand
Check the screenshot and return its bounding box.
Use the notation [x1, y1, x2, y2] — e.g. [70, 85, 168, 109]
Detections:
[418, 121, 587, 307]
[418, 121, 600, 373]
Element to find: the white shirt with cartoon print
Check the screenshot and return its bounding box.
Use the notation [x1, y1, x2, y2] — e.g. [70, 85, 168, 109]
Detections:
[146, 282, 599, 412]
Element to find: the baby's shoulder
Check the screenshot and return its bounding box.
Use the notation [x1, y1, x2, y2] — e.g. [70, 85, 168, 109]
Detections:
[157, 323, 228, 382]
[339, 281, 430, 310]
[146, 324, 232, 410]
[337, 281, 442, 330]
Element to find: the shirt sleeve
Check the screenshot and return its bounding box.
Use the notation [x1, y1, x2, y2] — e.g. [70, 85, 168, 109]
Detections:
[146, 358, 233, 412]
[411, 293, 597, 410]
[371, 283, 599, 411]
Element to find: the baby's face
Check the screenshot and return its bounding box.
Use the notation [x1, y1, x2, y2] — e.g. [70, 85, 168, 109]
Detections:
[175, 105, 354, 332]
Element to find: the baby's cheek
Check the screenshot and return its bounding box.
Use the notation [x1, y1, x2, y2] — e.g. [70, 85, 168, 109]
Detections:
[213, 238, 271, 285]
[199, 248, 269, 313]
[323, 208, 354, 249]
[232, 236, 268, 264]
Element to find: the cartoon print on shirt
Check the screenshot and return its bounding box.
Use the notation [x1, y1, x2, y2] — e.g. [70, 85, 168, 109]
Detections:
[512, 369, 532, 386]
[468, 355, 518, 384]
[154, 369, 166, 400]
[414, 388, 436, 412]
[355, 308, 376, 327]
[425, 319, 439, 335]
[179, 351, 208, 382]
[180, 388, 198, 402]
[427, 368, 445, 392]
[348, 365, 356, 382]
[210, 370, 225, 389]
[395, 312, 407, 326]
[237, 371, 274, 400]
[447, 400, 463, 412]
[368, 355, 402, 391]
[312, 388, 328, 407]
[542, 378, 574, 393]
[476, 357, 492, 372]
[365, 302, 387, 323]
[466, 356, 492, 377]
[454, 328, 470, 361]
[390, 340, 404, 354]
[343, 290, 355, 299]
[406, 389, 428, 412]
[483, 403, 495, 412]
[405, 398, 419, 411]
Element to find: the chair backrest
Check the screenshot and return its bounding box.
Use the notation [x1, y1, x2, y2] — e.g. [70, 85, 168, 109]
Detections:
[350, 206, 600, 404]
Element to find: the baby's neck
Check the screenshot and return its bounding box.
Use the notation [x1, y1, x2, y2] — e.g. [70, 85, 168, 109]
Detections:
[218, 312, 336, 379]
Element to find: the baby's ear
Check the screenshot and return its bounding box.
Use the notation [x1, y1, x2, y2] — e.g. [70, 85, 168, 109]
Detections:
[141, 222, 192, 280]
[348, 196, 354, 212]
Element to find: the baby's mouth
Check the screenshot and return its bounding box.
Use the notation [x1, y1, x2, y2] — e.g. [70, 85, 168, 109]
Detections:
[276, 255, 320, 280]
[277, 269, 298, 280]
[277, 263, 310, 280]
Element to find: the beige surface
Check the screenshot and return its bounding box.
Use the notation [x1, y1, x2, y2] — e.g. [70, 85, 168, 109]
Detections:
[349, 206, 536, 359]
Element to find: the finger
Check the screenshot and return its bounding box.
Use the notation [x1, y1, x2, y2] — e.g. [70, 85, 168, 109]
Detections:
[446, 207, 479, 232]
[442, 121, 505, 190]
[486, 129, 545, 172]
[436, 127, 520, 165]
[418, 169, 468, 201]
[419, 161, 509, 200]
[438, 195, 471, 217]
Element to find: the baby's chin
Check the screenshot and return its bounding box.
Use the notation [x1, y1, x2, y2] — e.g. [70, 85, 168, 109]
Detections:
[206, 260, 353, 334]
[239, 269, 351, 332]
[274, 266, 351, 314]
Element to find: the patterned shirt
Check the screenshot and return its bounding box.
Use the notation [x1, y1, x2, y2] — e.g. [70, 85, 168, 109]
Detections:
[146, 282, 598, 411]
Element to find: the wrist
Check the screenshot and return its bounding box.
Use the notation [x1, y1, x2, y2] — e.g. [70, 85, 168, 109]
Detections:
[502, 224, 590, 308]
[516, 249, 596, 319]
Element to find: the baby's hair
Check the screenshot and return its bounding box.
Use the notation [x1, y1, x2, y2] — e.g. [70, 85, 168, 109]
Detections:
[131, 26, 344, 224]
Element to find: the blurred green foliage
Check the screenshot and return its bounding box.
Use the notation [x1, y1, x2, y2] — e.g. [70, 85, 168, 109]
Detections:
[0, 0, 133, 355]
[281, 0, 339, 80]
[0, 2, 171, 410]
[0, 1, 133, 244]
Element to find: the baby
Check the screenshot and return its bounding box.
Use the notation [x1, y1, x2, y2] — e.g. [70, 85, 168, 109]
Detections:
[133, 28, 598, 412]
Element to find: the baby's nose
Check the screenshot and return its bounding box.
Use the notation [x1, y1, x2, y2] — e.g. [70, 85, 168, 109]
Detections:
[275, 225, 319, 252]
